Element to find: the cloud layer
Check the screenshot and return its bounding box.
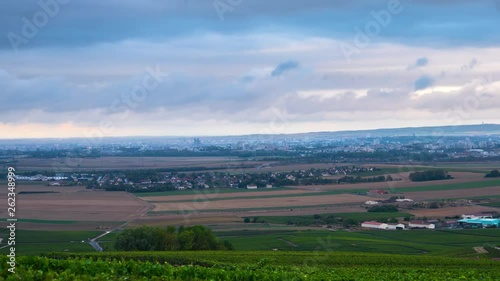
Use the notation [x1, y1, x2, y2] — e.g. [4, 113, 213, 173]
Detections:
[1, 0, 500, 138]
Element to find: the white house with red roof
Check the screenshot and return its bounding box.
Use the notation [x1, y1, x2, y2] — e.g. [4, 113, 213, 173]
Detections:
[361, 221, 388, 230]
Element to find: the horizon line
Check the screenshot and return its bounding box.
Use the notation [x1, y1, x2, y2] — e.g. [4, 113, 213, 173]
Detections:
[1, 123, 499, 141]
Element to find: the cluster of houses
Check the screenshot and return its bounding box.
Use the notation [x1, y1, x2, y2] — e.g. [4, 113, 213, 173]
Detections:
[319, 166, 379, 176]
[12, 165, 383, 192]
[94, 172, 275, 190]
[246, 184, 273, 190]
[15, 174, 69, 181]
[15, 173, 94, 185]
[364, 198, 414, 205]
[59, 166, 380, 191]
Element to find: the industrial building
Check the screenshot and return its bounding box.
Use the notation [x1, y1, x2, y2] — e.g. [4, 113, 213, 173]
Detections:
[408, 221, 435, 229]
[458, 217, 499, 228]
[361, 221, 388, 230]
[387, 224, 406, 230]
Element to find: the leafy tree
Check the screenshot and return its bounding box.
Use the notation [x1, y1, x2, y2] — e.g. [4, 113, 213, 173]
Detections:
[114, 225, 232, 251]
[409, 170, 452, 182]
[342, 218, 357, 228]
[429, 202, 440, 209]
[114, 226, 166, 251]
[178, 230, 194, 250]
[368, 205, 399, 212]
[223, 240, 234, 250]
[190, 225, 219, 250]
[485, 169, 500, 178]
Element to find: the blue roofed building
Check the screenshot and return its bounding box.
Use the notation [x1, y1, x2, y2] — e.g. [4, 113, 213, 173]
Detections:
[458, 217, 500, 228]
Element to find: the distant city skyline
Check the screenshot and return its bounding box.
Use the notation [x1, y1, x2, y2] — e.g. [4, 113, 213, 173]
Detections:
[1, 1, 500, 139]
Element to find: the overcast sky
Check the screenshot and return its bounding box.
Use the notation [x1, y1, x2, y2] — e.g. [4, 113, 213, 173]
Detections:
[1, 0, 500, 139]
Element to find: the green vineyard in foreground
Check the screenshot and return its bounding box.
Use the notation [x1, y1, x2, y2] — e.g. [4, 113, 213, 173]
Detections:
[1, 252, 499, 281]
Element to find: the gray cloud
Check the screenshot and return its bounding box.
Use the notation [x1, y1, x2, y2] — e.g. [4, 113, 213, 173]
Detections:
[407, 57, 429, 70]
[2, 1, 500, 136]
[414, 75, 435, 91]
[461, 58, 478, 71]
[2, 0, 500, 51]
[271, 61, 299, 77]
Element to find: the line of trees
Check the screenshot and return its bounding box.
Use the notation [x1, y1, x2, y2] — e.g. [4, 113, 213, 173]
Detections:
[367, 205, 399, 212]
[337, 175, 392, 184]
[409, 169, 452, 182]
[485, 169, 500, 178]
[114, 225, 233, 251]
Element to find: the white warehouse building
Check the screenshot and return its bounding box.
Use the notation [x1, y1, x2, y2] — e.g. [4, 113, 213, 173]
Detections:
[409, 221, 435, 229]
[387, 224, 406, 230]
[361, 221, 388, 230]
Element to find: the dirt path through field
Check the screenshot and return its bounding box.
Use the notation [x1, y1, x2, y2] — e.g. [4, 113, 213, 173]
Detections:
[278, 238, 298, 247]
[152, 194, 372, 212]
[402, 186, 500, 201]
[474, 247, 488, 254]
[140, 189, 319, 202]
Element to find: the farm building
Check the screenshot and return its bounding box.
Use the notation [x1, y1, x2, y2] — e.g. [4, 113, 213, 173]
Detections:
[395, 198, 413, 202]
[458, 217, 499, 228]
[461, 214, 493, 219]
[246, 184, 258, 190]
[361, 221, 388, 230]
[387, 224, 406, 230]
[408, 221, 435, 229]
[368, 189, 388, 196]
[440, 220, 458, 229]
[364, 200, 380, 205]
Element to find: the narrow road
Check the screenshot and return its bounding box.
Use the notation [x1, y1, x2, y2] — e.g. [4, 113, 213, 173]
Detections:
[89, 221, 130, 252]
[473, 247, 488, 254]
[89, 240, 103, 252]
[278, 237, 298, 247]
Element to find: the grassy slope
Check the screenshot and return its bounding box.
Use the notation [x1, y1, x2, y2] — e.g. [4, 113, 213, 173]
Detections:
[0, 230, 102, 255]
[219, 228, 500, 257]
[480, 201, 500, 208]
[253, 212, 413, 224]
[4, 227, 500, 259]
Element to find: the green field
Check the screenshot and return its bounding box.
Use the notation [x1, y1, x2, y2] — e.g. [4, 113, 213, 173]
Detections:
[1, 223, 500, 280]
[148, 202, 359, 214]
[7, 227, 500, 258]
[253, 212, 412, 225]
[135, 187, 293, 197]
[147, 190, 355, 203]
[391, 178, 500, 193]
[218, 229, 500, 257]
[0, 230, 102, 255]
[0, 218, 78, 224]
[4, 251, 495, 280]
[480, 201, 500, 208]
